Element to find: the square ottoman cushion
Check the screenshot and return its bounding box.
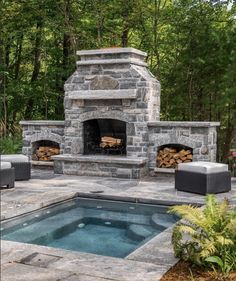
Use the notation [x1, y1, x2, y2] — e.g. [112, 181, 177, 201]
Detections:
[175, 162, 231, 195]
[0, 154, 31, 180]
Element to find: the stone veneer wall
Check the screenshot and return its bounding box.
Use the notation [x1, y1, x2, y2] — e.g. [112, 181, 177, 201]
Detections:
[19, 48, 221, 179]
[63, 48, 160, 159]
[20, 121, 65, 158]
[148, 121, 220, 170]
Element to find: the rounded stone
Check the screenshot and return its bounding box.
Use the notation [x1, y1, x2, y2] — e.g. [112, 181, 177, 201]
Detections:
[201, 146, 208, 155]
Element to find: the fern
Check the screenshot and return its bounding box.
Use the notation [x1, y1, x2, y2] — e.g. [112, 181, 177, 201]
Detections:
[169, 195, 236, 274]
[215, 236, 233, 246]
[169, 205, 208, 229]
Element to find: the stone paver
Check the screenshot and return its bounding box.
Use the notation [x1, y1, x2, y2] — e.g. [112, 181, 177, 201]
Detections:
[1, 170, 235, 281]
[1, 263, 71, 281]
[1, 240, 168, 281]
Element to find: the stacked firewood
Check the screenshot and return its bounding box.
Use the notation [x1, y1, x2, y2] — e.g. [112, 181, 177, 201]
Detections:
[100, 136, 122, 148]
[157, 147, 193, 168]
[32, 146, 60, 161]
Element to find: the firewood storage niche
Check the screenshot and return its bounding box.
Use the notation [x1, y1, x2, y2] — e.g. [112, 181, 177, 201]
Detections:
[32, 140, 60, 161]
[84, 119, 126, 155]
[156, 144, 193, 169]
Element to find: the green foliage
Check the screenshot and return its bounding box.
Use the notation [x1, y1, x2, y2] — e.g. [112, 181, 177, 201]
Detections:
[169, 195, 236, 274]
[205, 254, 236, 276]
[227, 150, 236, 176]
[0, 0, 235, 156]
[0, 136, 22, 154]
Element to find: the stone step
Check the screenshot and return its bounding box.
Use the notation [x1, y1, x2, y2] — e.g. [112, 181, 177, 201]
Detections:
[127, 224, 153, 241]
[150, 213, 177, 230]
[85, 209, 150, 226]
[2, 207, 84, 243]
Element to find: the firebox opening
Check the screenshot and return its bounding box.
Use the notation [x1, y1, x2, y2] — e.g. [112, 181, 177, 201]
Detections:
[84, 119, 126, 155]
[32, 140, 60, 161]
[156, 144, 193, 169]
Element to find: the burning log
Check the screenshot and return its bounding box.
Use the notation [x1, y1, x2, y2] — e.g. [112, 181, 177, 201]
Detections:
[157, 147, 192, 168]
[32, 146, 60, 161]
[100, 136, 123, 148]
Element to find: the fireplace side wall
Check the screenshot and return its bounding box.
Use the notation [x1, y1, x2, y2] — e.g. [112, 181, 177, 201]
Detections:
[148, 122, 219, 171]
[20, 121, 65, 158]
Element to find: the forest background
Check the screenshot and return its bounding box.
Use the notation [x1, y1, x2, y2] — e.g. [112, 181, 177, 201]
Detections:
[0, 0, 235, 161]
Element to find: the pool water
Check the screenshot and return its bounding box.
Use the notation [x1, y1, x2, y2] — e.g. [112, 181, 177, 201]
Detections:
[1, 198, 177, 258]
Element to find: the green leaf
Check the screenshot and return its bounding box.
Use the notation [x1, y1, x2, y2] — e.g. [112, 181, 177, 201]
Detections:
[205, 256, 224, 268]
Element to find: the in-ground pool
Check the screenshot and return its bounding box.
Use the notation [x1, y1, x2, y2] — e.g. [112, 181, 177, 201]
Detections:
[1, 198, 178, 258]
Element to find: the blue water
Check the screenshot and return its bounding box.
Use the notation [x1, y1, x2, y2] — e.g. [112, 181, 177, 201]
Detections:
[1, 198, 177, 258]
[48, 223, 137, 258]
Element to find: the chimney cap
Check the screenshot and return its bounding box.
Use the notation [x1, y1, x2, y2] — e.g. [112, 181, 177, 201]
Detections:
[77, 47, 147, 57]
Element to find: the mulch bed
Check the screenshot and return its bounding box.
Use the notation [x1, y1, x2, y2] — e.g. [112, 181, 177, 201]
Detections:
[160, 261, 236, 281]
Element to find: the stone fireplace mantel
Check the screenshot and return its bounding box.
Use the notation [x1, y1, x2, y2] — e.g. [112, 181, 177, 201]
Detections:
[68, 89, 137, 100]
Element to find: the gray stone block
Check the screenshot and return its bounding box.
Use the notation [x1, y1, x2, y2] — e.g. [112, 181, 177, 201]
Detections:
[120, 82, 137, 89]
[191, 127, 208, 134]
[126, 122, 135, 134]
[72, 76, 84, 83]
[90, 76, 119, 90]
[136, 102, 147, 109]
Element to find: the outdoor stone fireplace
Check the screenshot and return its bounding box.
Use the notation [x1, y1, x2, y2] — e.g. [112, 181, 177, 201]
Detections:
[20, 47, 220, 178]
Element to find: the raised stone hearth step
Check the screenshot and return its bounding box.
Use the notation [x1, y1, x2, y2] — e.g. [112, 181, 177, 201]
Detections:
[53, 155, 148, 179]
[53, 155, 147, 165]
[31, 160, 54, 167]
[154, 168, 175, 174]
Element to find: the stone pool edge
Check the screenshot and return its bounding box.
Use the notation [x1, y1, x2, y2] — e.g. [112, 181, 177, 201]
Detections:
[1, 193, 181, 280]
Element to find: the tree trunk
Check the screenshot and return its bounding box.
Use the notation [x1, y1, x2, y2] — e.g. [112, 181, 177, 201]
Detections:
[121, 1, 129, 47]
[221, 103, 236, 162]
[14, 33, 23, 80]
[63, 33, 70, 69]
[121, 26, 129, 47]
[24, 21, 43, 119]
[2, 38, 11, 135]
[31, 22, 43, 82]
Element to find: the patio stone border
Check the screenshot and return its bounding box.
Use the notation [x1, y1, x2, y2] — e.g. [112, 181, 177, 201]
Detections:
[1, 195, 179, 281]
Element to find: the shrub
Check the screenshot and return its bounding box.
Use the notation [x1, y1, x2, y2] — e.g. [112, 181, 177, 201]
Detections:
[169, 195, 236, 274]
[0, 136, 22, 154]
[227, 150, 236, 177]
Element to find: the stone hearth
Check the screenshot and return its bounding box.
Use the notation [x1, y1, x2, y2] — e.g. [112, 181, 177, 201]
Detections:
[20, 47, 220, 179]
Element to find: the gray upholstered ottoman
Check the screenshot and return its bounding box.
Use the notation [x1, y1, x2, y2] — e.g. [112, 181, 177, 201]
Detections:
[0, 161, 15, 188]
[1, 155, 31, 180]
[175, 162, 231, 195]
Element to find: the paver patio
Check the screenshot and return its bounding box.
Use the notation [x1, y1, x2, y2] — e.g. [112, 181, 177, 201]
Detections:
[1, 169, 236, 281]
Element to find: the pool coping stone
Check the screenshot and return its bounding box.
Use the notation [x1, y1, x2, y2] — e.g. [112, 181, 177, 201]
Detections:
[1, 169, 235, 281]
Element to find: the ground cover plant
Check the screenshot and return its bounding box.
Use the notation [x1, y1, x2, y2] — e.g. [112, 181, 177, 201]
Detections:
[166, 195, 236, 280]
[160, 260, 236, 281]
